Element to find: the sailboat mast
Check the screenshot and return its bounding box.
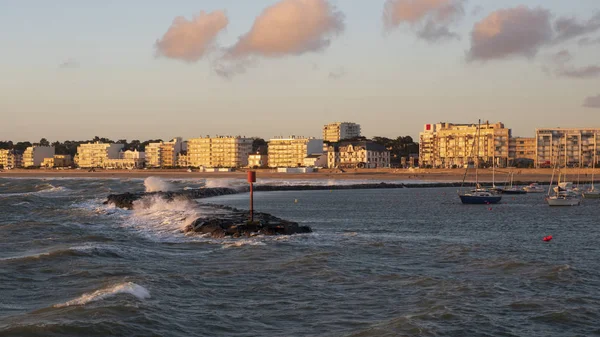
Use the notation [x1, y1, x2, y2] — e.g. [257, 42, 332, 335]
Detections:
[475, 119, 481, 187]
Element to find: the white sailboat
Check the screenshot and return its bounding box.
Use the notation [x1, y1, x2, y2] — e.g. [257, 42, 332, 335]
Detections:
[546, 149, 581, 206]
[584, 150, 600, 199]
[458, 120, 502, 205]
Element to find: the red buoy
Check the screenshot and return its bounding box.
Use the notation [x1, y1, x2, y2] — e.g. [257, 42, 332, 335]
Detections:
[543, 235, 553, 242]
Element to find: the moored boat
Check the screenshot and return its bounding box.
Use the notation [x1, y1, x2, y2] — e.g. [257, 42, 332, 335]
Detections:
[523, 183, 545, 193]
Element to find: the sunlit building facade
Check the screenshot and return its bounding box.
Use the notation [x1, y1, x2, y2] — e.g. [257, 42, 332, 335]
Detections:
[22, 146, 55, 168]
[327, 141, 390, 169]
[419, 122, 511, 168]
[0, 149, 22, 169]
[75, 142, 124, 168]
[268, 137, 323, 168]
[322, 122, 361, 142]
[188, 136, 253, 168]
[535, 128, 600, 168]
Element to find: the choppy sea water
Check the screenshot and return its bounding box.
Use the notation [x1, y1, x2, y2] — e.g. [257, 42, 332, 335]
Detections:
[1, 177, 599, 337]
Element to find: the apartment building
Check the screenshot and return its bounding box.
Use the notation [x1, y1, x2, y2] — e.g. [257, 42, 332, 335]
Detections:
[419, 122, 511, 168]
[145, 138, 185, 168]
[188, 136, 253, 168]
[22, 146, 55, 168]
[75, 142, 124, 168]
[268, 136, 323, 168]
[41, 154, 73, 168]
[327, 141, 390, 169]
[101, 150, 145, 169]
[536, 128, 600, 168]
[323, 122, 361, 142]
[0, 149, 22, 169]
[177, 152, 189, 168]
[508, 137, 536, 165]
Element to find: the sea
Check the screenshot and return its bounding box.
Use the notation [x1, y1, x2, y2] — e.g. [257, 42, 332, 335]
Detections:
[1, 177, 599, 337]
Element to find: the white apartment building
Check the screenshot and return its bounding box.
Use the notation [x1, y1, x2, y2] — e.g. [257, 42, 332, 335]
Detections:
[75, 142, 124, 168]
[536, 128, 600, 167]
[145, 137, 185, 168]
[323, 122, 361, 142]
[268, 136, 323, 168]
[327, 141, 390, 169]
[22, 146, 55, 168]
[188, 136, 253, 168]
[0, 149, 22, 169]
[419, 122, 511, 168]
[101, 150, 146, 169]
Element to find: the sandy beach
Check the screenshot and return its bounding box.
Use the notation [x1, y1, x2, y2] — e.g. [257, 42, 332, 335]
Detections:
[2, 168, 599, 183]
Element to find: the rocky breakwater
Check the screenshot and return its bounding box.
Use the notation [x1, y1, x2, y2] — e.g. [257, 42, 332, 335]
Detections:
[104, 188, 312, 238]
[104, 187, 240, 210]
[184, 204, 311, 238]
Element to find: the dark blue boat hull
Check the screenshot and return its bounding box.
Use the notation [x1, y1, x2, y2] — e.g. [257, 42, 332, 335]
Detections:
[459, 195, 502, 204]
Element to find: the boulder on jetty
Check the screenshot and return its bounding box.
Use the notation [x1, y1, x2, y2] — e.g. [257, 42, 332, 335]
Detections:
[184, 207, 312, 238]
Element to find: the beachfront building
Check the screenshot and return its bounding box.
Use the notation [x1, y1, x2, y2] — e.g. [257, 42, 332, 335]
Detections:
[75, 142, 124, 168]
[419, 122, 511, 168]
[327, 141, 390, 169]
[535, 128, 600, 168]
[188, 136, 253, 168]
[303, 154, 327, 168]
[508, 137, 536, 166]
[41, 154, 73, 168]
[100, 150, 146, 169]
[268, 136, 323, 168]
[323, 122, 361, 142]
[0, 149, 22, 169]
[22, 146, 55, 168]
[248, 152, 269, 168]
[177, 152, 189, 168]
[145, 138, 185, 168]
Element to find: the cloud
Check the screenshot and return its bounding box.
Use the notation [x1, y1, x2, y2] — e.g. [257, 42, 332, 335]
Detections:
[579, 36, 600, 47]
[557, 65, 600, 79]
[554, 13, 600, 43]
[583, 94, 600, 108]
[228, 0, 344, 58]
[551, 49, 572, 64]
[383, 0, 465, 42]
[467, 6, 553, 62]
[328, 67, 346, 79]
[59, 58, 79, 69]
[547, 49, 600, 79]
[155, 11, 228, 62]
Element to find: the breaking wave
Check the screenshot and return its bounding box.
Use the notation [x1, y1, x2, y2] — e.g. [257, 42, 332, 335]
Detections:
[53, 282, 150, 308]
[144, 177, 175, 193]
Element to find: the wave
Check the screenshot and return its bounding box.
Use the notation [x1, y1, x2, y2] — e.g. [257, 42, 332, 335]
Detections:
[53, 282, 150, 308]
[0, 244, 124, 263]
[0, 184, 70, 198]
[144, 176, 175, 192]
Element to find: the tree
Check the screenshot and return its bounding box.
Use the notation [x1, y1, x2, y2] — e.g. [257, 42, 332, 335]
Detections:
[39, 138, 50, 147]
[252, 138, 267, 153]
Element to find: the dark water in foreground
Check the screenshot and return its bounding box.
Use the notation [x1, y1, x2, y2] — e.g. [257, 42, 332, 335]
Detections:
[1, 178, 599, 337]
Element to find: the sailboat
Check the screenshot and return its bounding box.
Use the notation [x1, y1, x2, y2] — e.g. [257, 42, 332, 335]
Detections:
[583, 150, 600, 199]
[546, 148, 581, 206]
[498, 171, 526, 194]
[458, 120, 502, 204]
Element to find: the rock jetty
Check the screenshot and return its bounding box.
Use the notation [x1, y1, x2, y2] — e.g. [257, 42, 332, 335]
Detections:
[104, 188, 312, 238]
[184, 204, 311, 238]
[104, 187, 239, 210]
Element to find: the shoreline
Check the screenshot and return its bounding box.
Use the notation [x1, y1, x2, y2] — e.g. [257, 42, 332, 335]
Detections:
[1, 168, 599, 183]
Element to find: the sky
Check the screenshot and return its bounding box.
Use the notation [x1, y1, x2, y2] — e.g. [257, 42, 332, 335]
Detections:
[1, 0, 599, 142]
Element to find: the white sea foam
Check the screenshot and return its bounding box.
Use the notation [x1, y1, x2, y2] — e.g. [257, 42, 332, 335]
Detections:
[144, 177, 175, 192]
[221, 239, 267, 249]
[53, 282, 150, 308]
[0, 184, 70, 198]
[120, 195, 206, 241]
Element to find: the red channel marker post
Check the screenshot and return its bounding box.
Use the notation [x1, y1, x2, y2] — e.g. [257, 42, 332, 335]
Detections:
[247, 171, 256, 223]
